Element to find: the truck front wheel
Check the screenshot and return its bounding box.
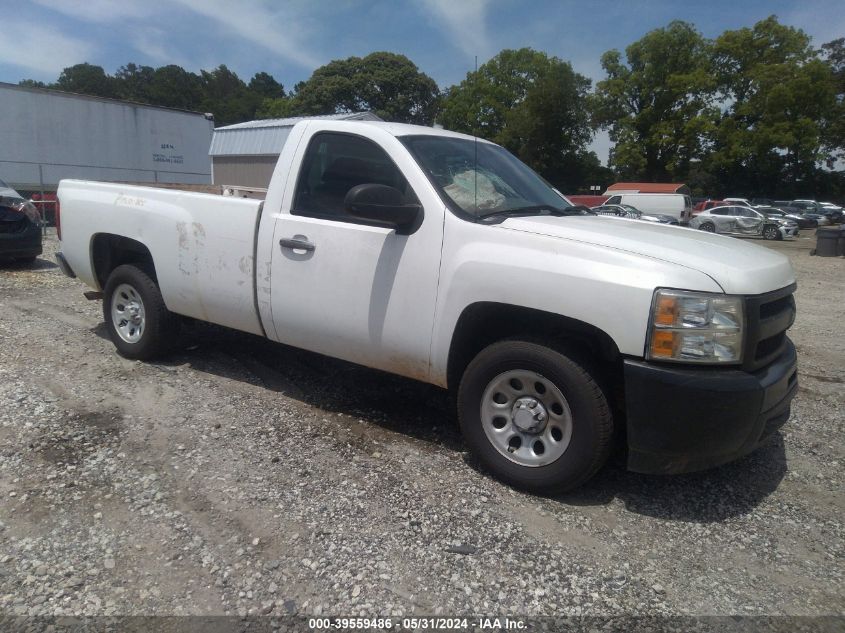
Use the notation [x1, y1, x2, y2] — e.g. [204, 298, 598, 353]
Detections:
[457, 341, 613, 494]
[103, 264, 178, 360]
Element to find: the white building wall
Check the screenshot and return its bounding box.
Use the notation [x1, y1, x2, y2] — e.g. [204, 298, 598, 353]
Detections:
[0, 83, 213, 190]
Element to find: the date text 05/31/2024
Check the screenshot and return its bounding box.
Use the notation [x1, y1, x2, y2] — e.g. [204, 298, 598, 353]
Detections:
[308, 617, 526, 630]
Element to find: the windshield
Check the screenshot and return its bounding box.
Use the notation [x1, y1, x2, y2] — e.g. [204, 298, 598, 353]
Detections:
[400, 135, 573, 219]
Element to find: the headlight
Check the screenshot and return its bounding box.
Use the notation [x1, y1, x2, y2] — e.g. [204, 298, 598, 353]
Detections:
[646, 289, 744, 364]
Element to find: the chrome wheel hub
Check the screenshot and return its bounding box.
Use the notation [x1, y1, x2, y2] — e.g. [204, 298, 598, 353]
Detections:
[111, 283, 146, 344]
[511, 396, 548, 434]
[480, 369, 573, 468]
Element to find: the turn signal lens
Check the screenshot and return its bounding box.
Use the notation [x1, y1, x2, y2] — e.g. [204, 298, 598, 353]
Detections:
[650, 330, 676, 358]
[654, 296, 677, 326]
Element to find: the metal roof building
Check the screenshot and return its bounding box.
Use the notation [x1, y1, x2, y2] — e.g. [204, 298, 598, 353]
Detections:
[210, 112, 382, 188]
[0, 82, 214, 193]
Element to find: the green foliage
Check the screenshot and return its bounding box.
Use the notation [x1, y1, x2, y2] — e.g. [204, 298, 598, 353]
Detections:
[439, 48, 595, 190]
[709, 17, 839, 195]
[22, 20, 845, 197]
[18, 79, 47, 89]
[821, 38, 845, 164]
[146, 65, 204, 111]
[199, 65, 261, 125]
[290, 52, 440, 124]
[114, 63, 155, 102]
[34, 62, 285, 126]
[248, 72, 284, 99]
[255, 97, 296, 119]
[591, 21, 717, 182]
[54, 63, 116, 98]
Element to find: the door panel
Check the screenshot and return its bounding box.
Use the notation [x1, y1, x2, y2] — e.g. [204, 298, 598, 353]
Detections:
[267, 127, 444, 382]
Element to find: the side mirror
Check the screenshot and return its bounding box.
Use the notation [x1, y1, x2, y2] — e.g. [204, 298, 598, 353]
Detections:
[344, 184, 422, 234]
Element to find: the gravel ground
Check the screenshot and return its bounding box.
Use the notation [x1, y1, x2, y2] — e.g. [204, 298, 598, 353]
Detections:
[0, 231, 842, 626]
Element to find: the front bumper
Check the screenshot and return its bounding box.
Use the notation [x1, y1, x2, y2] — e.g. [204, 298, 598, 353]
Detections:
[779, 225, 799, 238]
[624, 338, 798, 474]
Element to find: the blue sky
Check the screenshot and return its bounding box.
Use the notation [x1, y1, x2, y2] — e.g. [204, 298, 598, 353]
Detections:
[1, 0, 843, 162]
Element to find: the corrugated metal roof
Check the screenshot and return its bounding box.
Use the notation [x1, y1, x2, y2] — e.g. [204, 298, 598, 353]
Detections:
[210, 112, 382, 156]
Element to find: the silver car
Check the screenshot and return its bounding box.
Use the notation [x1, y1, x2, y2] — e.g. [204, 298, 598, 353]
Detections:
[689, 205, 798, 240]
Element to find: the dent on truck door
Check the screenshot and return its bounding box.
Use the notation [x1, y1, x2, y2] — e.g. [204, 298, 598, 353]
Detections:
[268, 131, 443, 382]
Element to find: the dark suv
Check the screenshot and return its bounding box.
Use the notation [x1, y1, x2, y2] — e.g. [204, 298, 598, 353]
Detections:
[0, 179, 43, 263]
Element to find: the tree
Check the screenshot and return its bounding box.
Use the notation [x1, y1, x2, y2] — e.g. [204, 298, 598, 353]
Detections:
[255, 96, 296, 119]
[18, 79, 46, 89]
[248, 72, 284, 99]
[114, 63, 155, 103]
[198, 64, 266, 126]
[709, 17, 840, 196]
[821, 38, 845, 164]
[591, 21, 716, 182]
[439, 48, 596, 191]
[54, 63, 116, 98]
[147, 65, 203, 111]
[291, 52, 440, 124]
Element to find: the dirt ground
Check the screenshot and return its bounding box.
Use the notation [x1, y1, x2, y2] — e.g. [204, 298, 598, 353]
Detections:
[0, 231, 842, 626]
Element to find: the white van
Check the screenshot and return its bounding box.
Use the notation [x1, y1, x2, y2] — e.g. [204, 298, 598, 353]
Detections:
[604, 193, 692, 223]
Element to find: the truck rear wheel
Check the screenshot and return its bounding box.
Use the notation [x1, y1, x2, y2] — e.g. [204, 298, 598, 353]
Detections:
[103, 264, 178, 360]
[457, 340, 613, 494]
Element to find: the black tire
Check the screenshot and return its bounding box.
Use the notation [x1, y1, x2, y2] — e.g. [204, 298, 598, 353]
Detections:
[762, 224, 780, 241]
[699, 222, 716, 232]
[457, 340, 613, 494]
[102, 264, 178, 360]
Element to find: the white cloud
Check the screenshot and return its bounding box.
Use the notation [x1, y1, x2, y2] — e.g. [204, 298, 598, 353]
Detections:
[128, 27, 197, 70]
[418, 0, 493, 60]
[31, 0, 155, 22]
[32, 0, 322, 70]
[171, 0, 321, 69]
[0, 18, 94, 75]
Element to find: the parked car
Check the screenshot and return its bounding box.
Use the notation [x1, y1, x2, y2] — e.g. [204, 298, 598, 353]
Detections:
[602, 192, 692, 223]
[689, 205, 797, 240]
[816, 202, 843, 223]
[0, 178, 43, 263]
[723, 197, 754, 208]
[693, 200, 727, 214]
[789, 200, 830, 225]
[592, 203, 680, 225]
[751, 198, 774, 207]
[55, 119, 798, 493]
[771, 201, 820, 228]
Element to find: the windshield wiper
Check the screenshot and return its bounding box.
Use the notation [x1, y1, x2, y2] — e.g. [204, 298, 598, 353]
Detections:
[477, 204, 581, 219]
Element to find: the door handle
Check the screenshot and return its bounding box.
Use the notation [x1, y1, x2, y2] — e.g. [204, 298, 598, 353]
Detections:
[279, 237, 316, 252]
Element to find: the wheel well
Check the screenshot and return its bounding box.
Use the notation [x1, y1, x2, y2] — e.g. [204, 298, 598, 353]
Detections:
[446, 302, 622, 392]
[91, 234, 156, 289]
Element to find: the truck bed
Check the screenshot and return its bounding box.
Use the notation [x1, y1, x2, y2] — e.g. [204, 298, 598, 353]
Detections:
[58, 180, 265, 335]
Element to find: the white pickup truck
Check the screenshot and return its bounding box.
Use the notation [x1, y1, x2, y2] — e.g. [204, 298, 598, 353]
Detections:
[55, 120, 798, 492]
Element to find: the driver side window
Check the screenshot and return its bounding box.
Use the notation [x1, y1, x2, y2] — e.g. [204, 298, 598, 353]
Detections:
[293, 133, 418, 220]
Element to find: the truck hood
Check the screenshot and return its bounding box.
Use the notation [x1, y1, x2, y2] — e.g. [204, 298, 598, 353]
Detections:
[500, 215, 795, 295]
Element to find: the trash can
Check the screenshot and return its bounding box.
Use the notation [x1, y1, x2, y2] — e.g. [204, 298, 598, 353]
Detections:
[838, 226, 845, 257]
[815, 227, 840, 257]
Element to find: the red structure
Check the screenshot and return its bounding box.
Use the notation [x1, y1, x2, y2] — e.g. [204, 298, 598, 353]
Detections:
[604, 182, 691, 195]
[567, 194, 609, 207]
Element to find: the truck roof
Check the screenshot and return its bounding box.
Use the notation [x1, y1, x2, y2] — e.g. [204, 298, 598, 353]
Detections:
[308, 119, 493, 144]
